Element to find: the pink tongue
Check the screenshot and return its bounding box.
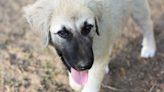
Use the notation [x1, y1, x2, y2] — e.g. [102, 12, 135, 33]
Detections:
[71, 67, 88, 85]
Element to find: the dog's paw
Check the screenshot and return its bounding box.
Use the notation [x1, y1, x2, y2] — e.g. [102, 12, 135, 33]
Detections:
[105, 66, 109, 75]
[141, 47, 156, 58]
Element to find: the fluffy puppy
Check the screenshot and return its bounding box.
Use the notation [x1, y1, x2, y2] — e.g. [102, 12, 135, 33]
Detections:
[23, 0, 156, 91]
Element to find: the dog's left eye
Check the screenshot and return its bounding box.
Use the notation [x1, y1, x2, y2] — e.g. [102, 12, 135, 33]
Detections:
[82, 25, 93, 36]
[85, 25, 93, 34]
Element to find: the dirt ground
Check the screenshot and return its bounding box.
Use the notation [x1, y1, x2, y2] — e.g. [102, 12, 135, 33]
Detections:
[0, 0, 164, 92]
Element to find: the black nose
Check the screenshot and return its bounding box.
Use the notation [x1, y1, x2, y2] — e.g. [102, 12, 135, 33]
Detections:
[77, 61, 92, 71]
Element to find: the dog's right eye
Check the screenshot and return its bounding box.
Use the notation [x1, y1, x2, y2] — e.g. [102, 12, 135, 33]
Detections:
[58, 31, 68, 38]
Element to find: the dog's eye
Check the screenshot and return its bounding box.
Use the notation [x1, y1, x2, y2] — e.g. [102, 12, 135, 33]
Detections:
[85, 25, 93, 34]
[82, 25, 93, 36]
[58, 31, 68, 38]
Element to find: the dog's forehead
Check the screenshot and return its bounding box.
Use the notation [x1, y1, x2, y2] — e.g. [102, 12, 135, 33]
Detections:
[50, 13, 94, 33]
[50, 0, 95, 33]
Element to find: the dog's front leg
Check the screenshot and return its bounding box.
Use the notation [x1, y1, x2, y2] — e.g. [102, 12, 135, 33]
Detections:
[82, 55, 109, 92]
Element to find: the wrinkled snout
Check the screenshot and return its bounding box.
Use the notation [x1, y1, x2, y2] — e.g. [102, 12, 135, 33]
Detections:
[61, 35, 94, 71]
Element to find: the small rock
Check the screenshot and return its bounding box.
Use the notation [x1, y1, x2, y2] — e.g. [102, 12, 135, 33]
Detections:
[120, 68, 126, 75]
[19, 85, 25, 92]
[160, 71, 164, 74]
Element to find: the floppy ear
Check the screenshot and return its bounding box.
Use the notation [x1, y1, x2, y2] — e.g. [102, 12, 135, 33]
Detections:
[23, 0, 53, 47]
[87, 0, 104, 36]
[94, 17, 100, 36]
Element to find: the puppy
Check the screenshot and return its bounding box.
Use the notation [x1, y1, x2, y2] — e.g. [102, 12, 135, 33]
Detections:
[23, 0, 156, 91]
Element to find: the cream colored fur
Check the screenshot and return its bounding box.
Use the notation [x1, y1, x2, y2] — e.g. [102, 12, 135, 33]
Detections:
[23, 0, 156, 92]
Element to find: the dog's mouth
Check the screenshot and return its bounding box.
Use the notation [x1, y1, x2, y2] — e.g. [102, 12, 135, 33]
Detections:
[60, 56, 88, 85]
[71, 67, 88, 85]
